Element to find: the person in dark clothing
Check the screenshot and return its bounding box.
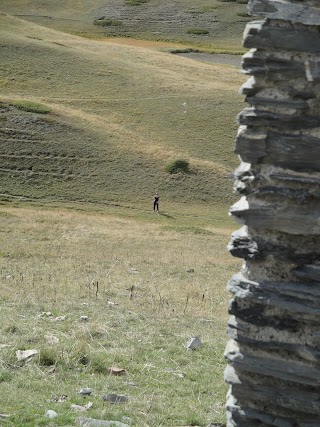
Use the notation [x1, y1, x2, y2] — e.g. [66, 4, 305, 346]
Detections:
[153, 192, 159, 212]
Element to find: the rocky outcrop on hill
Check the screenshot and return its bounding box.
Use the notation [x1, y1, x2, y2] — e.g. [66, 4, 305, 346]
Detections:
[226, 0, 320, 425]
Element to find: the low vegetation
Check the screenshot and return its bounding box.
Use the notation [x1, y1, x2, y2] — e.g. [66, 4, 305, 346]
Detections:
[0, 12, 245, 212]
[186, 28, 209, 36]
[0, 205, 241, 426]
[94, 18, 123, 27]
[0, 1, 248, 425]
[0, 0, 249, 53]
[125, 0, 150, 5]
[164, 159, 190, 174]
[11, 100, 51, 114]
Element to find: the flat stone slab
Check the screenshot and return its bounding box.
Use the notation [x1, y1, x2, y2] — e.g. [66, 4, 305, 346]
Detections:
[244, 20, 320, 54]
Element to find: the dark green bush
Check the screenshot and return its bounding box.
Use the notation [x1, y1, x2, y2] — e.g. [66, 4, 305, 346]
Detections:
[94, 17, 122, 27]
[171, 48, 201, 54]
[0, 371, 13, 383]
[125, 0, 149, 5]
[187, 28, 209, 35]
[164, 159, 189, 174]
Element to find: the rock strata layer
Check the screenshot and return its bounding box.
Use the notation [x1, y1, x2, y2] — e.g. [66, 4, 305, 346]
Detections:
[225, 0, 320, 426]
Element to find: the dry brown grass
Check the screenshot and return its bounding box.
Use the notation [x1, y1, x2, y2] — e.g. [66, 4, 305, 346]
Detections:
[0, 204, 241, 426]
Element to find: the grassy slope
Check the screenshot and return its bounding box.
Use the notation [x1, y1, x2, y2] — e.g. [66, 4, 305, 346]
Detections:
[0, 13, 245, 215]
[0, 0, 250, 52]
[0, 3, 247, 426]
[0, 205, 241, 427]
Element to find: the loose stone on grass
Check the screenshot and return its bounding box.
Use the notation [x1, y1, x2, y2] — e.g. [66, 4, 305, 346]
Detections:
[102, 394, 128, 404]
[52, 315, 66, 321]
[107, 300, 118, 306]
[45, 409, 58, 419]
[78, 417, 130, 426]
[186, 336, 202, 350]
[45, 334, 59, 345]
[70, 402, 93, 412]
[79, 388, 93, 396]
[109, 366, 126, 375]
[16, 349, 38, 361]
[38, 311, 53, 318]
[0, 414, 10, 420]
[50, 394, 68, 403]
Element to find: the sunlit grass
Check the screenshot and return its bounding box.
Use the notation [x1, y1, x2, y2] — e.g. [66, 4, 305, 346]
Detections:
[0, 13, 244, 212]
[0, 204, 241, 426]
[0, 0, 248, 52]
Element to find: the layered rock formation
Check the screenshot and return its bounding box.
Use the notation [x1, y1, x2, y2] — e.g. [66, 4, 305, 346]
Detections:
[225, 0, 320, 425]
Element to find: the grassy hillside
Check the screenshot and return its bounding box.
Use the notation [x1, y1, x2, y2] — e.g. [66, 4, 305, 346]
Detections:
[0, 13, 245, 215]
[0, 0, 250, 52]
[0, 204, 241, 427]
[0, 5, 247, 426]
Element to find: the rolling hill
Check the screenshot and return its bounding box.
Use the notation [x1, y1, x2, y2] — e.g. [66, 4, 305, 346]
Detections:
[0, 3, 249, 425]
[0, 10, 245, 214]
[0, 0, 249, 52]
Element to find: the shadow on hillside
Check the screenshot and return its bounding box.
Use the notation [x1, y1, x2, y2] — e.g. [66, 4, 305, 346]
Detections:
[159, 212, 175, 219]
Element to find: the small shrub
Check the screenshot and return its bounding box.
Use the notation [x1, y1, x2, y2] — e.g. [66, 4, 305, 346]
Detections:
[91, 353, 109, 374]
[94, 17, 122, 27]
[39, 348, 58, 366]
[78, 354, 90, 366]
[12, 100, 51, 114]
[237, 12, 250, 17]
[187, 28, 209, 35]
[171, 48, 201, 54]
[4, 324, 19, 334]
[0, 371, 13, 383]
[165, 159, 189, 174]
[125, 0, 149, 5]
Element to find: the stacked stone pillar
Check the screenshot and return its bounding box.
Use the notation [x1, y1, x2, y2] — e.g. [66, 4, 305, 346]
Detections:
[225, 1, 320, 426]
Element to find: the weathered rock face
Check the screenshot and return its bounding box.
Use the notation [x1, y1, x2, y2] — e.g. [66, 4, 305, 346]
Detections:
[226, 0, 320, 426]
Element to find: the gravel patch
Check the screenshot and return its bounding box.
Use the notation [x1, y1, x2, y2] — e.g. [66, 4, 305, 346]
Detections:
[174, 52, 241, 67]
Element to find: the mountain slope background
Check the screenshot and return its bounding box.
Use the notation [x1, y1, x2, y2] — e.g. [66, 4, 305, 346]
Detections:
[0, 9, 245, 214]
[0, 0, 250, 51]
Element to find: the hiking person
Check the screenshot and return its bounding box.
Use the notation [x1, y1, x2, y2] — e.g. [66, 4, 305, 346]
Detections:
[153, 192, 159, 212]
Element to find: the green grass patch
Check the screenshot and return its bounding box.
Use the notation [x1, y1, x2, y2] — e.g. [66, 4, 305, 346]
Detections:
[187, 28, 209, 35]
[94, 17, 122, 27]
[125, 0, 150, 5]
[164, 159, 190, 174]
[11, 100, 51, 114]
[170, 48, 201, 54]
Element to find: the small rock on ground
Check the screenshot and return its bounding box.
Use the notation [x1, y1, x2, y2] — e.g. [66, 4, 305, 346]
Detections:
[102, 394, 128, 404]
[78, 417, 130, 427]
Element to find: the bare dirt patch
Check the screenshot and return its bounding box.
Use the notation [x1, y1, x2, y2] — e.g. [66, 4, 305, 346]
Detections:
[174, 52, 241, 67]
